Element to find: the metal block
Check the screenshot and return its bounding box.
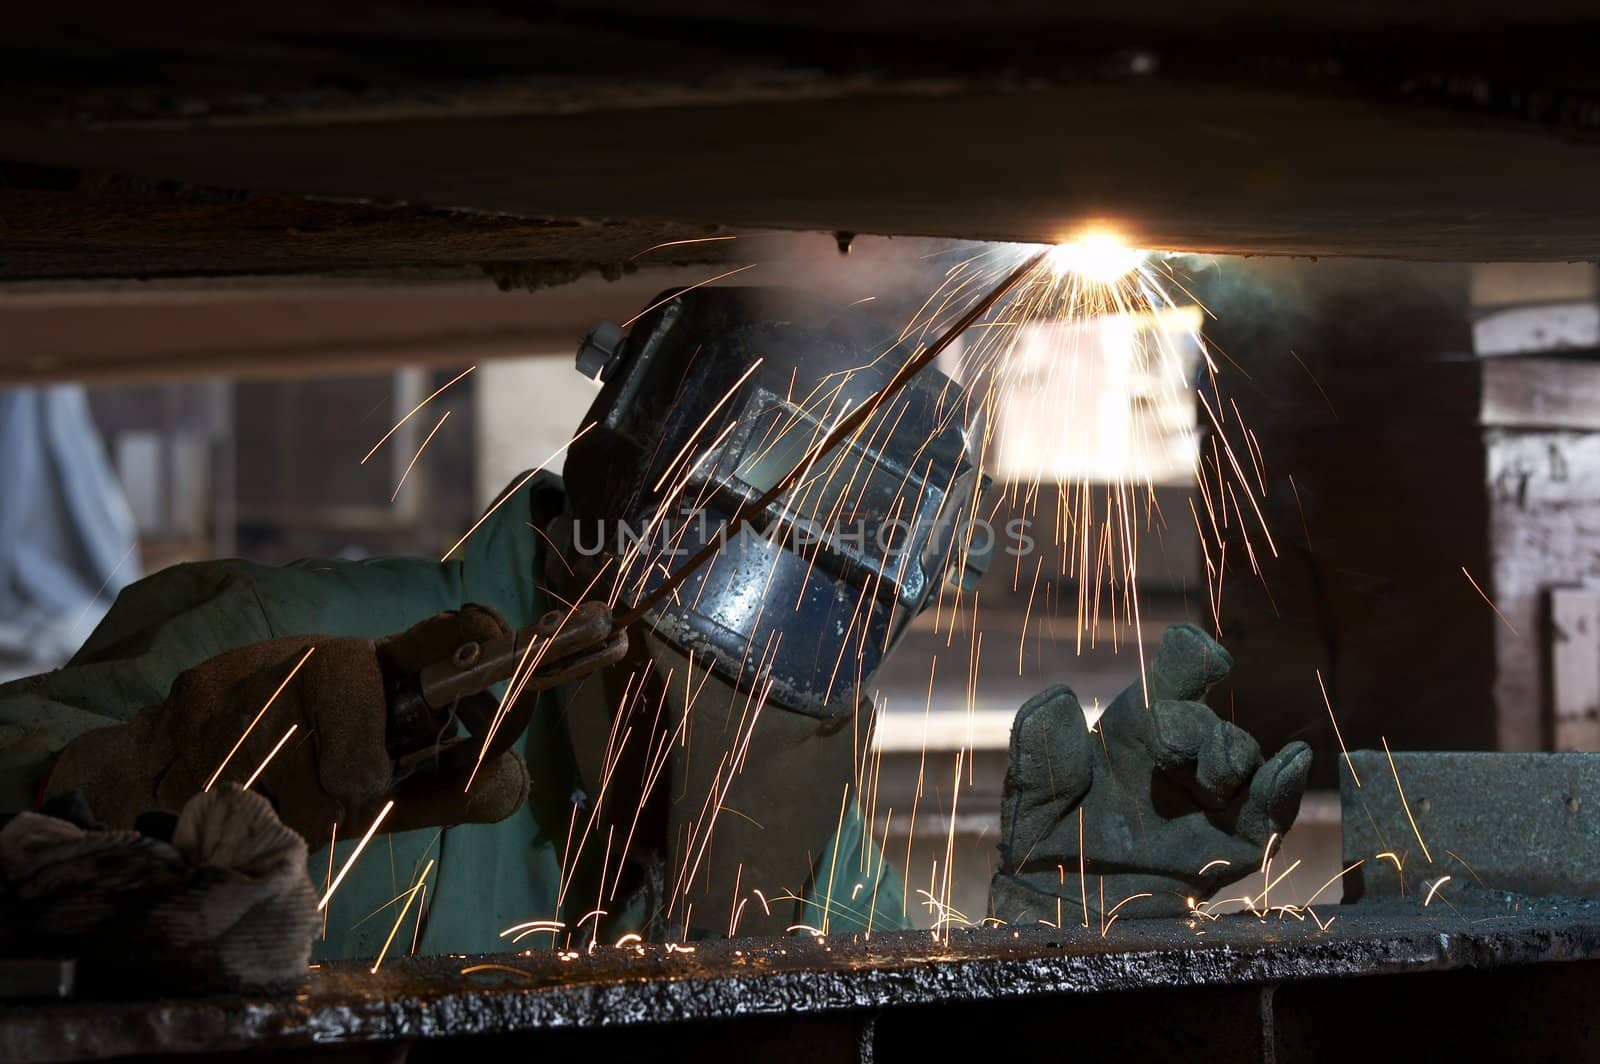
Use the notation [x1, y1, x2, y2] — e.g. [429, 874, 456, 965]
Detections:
[1341, 750, 1600, 899]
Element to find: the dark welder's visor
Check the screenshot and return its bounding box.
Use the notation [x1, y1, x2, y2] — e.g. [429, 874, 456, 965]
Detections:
[564, 286, 992, 720]
[719, 395, 975, 608]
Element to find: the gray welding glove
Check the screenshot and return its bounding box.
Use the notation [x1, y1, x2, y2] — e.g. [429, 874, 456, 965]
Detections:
[0, 785, 318, 995]
[991, 623, 1311, 923]
[44, 605, 532, 851]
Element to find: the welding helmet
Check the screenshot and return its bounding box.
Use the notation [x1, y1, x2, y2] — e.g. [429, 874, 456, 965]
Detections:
[563, 287, 991, 721]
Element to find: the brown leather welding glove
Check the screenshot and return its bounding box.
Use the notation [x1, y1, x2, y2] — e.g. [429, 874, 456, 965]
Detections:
[44, 605, 530, 851]
[991, 623, 1312, 923]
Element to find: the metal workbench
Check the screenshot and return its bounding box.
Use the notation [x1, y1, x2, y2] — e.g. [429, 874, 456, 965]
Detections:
[6, 893, 1600, 1062]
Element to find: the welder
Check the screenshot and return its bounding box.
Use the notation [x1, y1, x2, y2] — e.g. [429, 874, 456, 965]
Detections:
[0, 286, 1310, 965]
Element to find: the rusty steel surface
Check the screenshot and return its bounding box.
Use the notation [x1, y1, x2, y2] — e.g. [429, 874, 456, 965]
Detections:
[1342, 750, 1600, 900]
[5, 896, 1600, 1061]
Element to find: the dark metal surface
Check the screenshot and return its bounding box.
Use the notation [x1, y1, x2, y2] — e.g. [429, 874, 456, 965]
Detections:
[6, 897, 1600, 1061]
[10, 4, 1600, 290]
[0, 959, 74, 1001]
[1341, 750, 1600, 899]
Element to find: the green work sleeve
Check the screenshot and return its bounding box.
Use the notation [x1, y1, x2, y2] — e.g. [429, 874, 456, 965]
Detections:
[0, 472, 558, 816]
[795, 803, 913, 935]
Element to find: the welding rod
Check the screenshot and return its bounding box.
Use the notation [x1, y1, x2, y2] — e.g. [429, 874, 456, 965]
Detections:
[612, 247, 1049, 629]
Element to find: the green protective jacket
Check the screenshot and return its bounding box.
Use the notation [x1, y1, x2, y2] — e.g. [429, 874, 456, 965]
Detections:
[0, 474, 905, 959]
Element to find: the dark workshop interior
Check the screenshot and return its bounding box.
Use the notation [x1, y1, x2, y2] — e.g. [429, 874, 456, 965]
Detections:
[7, 4, 1600, 1062]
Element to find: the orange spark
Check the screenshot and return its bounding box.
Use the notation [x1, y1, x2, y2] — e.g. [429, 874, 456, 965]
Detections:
[361, 366, 475, 464]
[627, 234, 737, 261]
[205, 646, 316, 791]
[371, 858, 433, 973]
[621, 264, 757, 328]
[391, 410, 451, 502]
[1301, 860, 1363, 908]
[319, 799, 394, 911]
[1382, 737, 1433, 863]
[240, 723, 298, 791]
[1315, 669, 1360, 786]
[460, 963, 532, 979]
[1461, 566, 1518, 635]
